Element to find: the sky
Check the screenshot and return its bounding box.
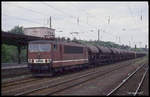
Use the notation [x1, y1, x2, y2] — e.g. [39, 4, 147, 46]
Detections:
[2, 1, 149, 48]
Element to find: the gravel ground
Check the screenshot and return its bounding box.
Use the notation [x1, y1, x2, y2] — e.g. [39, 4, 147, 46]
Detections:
[110, 64, 148, 96]
[137, 70, 149, 96]
[53, 57, 148, 96]
[1, 67, 30, 79]
[2, 57, 148, 96]
[2, 74, 32, 84]
[2, 58, 135, 96]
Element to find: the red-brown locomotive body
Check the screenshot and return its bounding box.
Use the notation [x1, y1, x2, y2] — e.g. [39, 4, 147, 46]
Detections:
[28, 40, 88, 76]
[28, 40, 146, 76]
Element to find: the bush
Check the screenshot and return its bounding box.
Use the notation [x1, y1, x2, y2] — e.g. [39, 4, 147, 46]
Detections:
[1, 44, 27, 63]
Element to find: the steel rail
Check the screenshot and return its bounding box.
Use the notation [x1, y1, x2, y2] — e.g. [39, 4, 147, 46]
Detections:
[15, 69, 107, 96]
[3, 67, 98, 95]
[2, 78, 38, 88]
[3, 76, 60, 94]
[134, 67, 148, 96]
[107, 64, 145, 96]
[16, 62, 137, 96]
[2, 74, 32, 84]
[2, 57, 144, 93]
[2, 65, 27, 70]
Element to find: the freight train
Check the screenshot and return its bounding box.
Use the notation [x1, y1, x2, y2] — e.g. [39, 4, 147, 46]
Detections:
[28, 40, 146, 76]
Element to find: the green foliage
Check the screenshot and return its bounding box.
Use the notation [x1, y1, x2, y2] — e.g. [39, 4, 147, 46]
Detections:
[78, 40, 130, 50]
[2, 26, 27, 63]
[8, 25, 24, 35]
[1, 44, 27, 63]
[1, 44, 18, 63]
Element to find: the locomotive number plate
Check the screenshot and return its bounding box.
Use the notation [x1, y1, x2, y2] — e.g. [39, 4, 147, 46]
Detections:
[35, 59, 44, 63]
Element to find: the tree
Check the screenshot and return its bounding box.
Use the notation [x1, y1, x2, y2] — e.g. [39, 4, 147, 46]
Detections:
[2, 26, 26, 63]
[8, 25, 24, 35]
[1, 44, 18, 63]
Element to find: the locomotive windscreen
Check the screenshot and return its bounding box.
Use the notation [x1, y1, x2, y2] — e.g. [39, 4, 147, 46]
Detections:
[64, 45, 83, 54]
[28, 43, 51, 52]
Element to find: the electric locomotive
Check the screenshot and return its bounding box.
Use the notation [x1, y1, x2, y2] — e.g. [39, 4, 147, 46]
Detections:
[28, 40, 88, 76]
[28, 40, 146, 76]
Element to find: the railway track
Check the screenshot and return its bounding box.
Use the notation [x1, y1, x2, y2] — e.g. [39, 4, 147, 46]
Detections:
[2, 57, 146, 96]
[136, 68, 149, 96]
[2, 77, 41, 88]
[16, 59, 145, 95]
[107, 63, 149, 96]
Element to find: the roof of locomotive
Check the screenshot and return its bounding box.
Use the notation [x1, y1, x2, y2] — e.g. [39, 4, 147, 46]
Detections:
[28, 40, 86, 47]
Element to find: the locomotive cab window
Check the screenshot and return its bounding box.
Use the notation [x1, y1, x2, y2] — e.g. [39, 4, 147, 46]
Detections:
[28, 43, 51, 52]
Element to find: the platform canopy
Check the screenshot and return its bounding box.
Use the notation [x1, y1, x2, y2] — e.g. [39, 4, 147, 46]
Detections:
[1, 31, 54, 64]
[2, 31, 53, 46]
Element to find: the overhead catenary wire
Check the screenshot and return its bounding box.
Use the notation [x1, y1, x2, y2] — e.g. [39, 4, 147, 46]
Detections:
[126, 4, 145, 47]
[2, 3, 121, 42]
[71, 3, 119, 39]
[42, 2, 118, 40]
[3, 14, 42, 25]
[8, 4, 51, 26]
[8, 2, 115, 39]
[12, 4, 49, 16]
[42, 3, 98, 29]
[127, 4, 138, 26]
[42, 2, 75, 18]
[42, 3, 98, 40]
[3, 2, 145, 46]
